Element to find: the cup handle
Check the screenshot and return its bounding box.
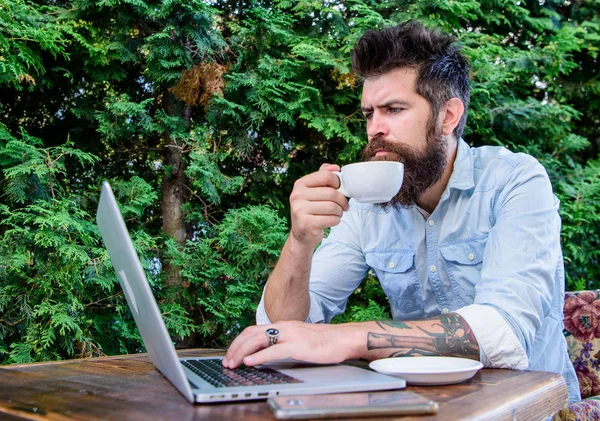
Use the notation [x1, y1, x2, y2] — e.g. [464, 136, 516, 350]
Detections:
[333, 171, 350, 197]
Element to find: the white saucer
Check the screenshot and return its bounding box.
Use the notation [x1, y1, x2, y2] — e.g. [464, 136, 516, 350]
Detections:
[369, 356, 483, 386]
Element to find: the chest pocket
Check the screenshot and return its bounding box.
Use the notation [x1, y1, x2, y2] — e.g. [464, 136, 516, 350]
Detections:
[365, 249, 424, 319]
[439, 236, 487, 307]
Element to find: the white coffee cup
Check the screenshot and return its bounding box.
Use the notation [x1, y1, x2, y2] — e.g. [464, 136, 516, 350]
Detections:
[334, 161, 404, 203]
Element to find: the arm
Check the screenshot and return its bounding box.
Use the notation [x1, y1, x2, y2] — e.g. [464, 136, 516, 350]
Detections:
[223, 313, 479, 368]
[263, 164, 349, 322]
[262, 235, 315, 322]
[364, 314, 479, 360]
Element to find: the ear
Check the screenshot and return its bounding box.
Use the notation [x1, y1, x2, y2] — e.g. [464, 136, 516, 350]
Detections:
[440, 98, 464, 136]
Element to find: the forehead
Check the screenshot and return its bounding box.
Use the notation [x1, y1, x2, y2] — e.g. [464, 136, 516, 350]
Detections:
[361, 68, 421, 106]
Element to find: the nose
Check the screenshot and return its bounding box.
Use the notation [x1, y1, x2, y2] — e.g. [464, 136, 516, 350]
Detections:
[366, 112, 388, 139]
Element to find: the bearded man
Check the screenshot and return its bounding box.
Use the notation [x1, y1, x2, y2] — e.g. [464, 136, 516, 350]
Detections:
[223, 20, 580, 402]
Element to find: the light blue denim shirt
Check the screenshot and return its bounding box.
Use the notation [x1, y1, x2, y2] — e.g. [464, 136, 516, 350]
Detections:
[257, 138, 580, 402]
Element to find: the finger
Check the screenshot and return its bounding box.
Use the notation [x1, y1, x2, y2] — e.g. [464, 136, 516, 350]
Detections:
[291, 215, 344, 240]
[291, 188, 349, 212]
[298, 200, 345, 218]
[316, 190, 349, 212]
[242, 342, 296, 367]
[225, 326, 274, 369]
[292, 187, 343, 203]
[301, 170, 341, 189]
[319, 163, 341, 172]
[292, 203, 345, 228]
[223, 325, 265, 367]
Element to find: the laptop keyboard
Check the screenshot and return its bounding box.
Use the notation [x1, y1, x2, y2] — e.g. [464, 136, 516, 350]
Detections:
[182, 358, 303, 388]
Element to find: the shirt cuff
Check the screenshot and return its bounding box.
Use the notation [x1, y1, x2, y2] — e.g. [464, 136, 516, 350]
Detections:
[455, 304, 529, 370]
[255, 291, 326, 325]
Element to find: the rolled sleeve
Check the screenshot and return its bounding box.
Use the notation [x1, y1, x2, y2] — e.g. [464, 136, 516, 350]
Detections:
[255, 290, 327, 324]
[456, 304, 528, 369]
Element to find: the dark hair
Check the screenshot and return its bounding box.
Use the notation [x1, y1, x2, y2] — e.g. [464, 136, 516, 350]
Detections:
[352, 20, 470, 138]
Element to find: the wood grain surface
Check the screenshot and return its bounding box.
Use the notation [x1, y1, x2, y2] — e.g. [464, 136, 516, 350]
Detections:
[0, 349, 568, 421]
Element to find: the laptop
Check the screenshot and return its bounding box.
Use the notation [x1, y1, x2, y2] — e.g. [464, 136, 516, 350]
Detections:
[96, 181, 405, 403]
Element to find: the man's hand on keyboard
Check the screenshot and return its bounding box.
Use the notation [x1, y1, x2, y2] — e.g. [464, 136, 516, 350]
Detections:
[222, 321, 361, 369]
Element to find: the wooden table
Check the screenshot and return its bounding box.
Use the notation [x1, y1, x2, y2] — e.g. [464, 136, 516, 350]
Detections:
[0, 349, 568, 421]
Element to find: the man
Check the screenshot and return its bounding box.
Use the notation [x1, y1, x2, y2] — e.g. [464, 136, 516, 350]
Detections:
[223, 20, 580, 402]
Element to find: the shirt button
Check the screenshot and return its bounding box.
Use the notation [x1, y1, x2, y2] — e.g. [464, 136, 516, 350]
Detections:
[442, 308, 449, 314]
[430, 265, 437, 273]
[428, 219, 434, 227]
[389, 262, 395, 269]
[468, 253, 475, 261]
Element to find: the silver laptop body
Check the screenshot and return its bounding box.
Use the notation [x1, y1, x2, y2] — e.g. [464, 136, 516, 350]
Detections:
[96, 181, 406, 403]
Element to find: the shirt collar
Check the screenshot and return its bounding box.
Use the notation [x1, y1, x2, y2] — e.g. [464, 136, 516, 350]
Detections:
[447, 137, 475, 191]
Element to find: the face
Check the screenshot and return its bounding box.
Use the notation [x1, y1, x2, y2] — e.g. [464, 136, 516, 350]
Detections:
[360, 68, 447, 207]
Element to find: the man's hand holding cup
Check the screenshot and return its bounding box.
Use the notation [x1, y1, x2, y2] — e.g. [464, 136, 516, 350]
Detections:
[289, 164, 349, 250]
[289, 161, 404, 251]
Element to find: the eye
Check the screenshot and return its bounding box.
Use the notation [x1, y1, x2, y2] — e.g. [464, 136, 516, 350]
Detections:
[362, 112, 373, 120]
[388, 107, 403, 114]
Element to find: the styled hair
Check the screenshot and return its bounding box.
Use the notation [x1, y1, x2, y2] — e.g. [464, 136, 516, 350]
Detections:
[352, 20, 471, 138]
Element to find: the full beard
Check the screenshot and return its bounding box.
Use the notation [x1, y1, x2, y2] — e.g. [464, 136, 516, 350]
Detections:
[360, 122, 448, 209]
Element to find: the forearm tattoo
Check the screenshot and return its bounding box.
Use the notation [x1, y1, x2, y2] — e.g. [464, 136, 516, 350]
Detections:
[367, 314, 479, 359]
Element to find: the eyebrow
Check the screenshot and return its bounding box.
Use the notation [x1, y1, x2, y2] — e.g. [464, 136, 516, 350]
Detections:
[360, 100, 410, 112]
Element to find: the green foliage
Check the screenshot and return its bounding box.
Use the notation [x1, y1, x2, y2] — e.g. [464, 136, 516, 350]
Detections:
[0, 0, 599, 363]
[185, 132, 245, 208]
[0, 0, 72, 89]
[347, 300, 391, 323]
[332, 275, 391, 324]
[169, 205, 288, 341]
[94, 96, 158, 143]
[143, 0, 226, 83]
[0, 197, 106, 363]
[558, 159, 600, 289]
[109, 176, 159, 220]
[0, 124, 98, 203]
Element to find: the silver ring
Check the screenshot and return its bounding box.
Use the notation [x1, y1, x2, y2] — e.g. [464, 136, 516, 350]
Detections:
[266, 328, 279, 346]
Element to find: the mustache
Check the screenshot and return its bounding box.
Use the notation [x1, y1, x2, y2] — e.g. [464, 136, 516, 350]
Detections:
[361, 136, 408, 162]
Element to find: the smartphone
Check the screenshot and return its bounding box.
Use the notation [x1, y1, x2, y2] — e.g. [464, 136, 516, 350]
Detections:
[267, 390, 438, 420]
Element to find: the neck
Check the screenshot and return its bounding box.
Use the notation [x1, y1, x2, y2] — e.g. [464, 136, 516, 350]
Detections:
[416, 136, 459, 214]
